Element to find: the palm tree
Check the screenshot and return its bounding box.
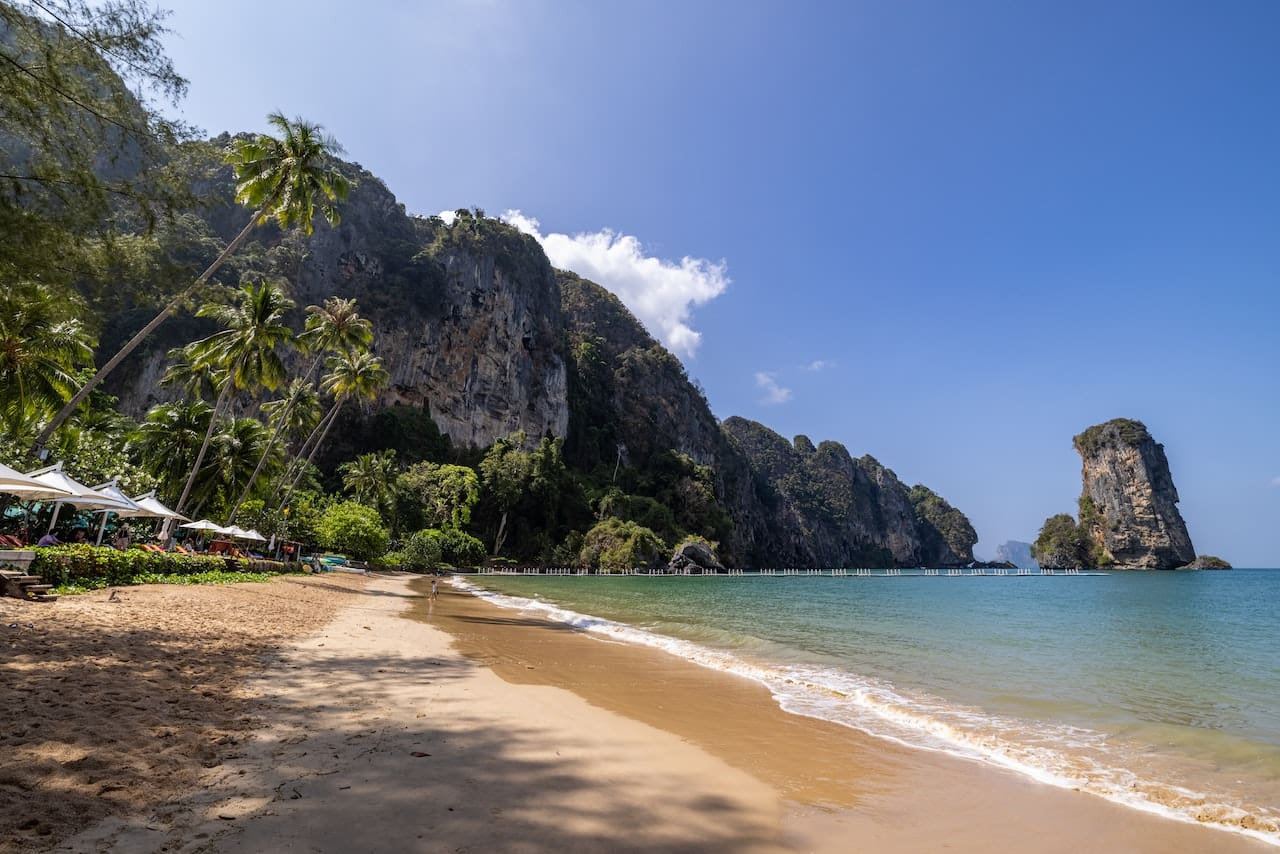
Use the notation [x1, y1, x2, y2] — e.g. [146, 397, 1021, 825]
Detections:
[261, 379, 323, 444]
[159, 344, 225, 401]
[277, 350, 388, 511]
[193, 417, 278, 519]
[31, 112, 350, 456]
[226, 297, 372, 522]
[0, 283, 94, 439]
[173, 280, 294, 515]
[340, 450, 397, 517]
[130, 401, 213, 501]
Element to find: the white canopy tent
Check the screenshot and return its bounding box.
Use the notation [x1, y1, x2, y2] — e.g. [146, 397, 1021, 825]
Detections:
[179, 519, 230, 533]
[0, 462, 72, 501]
[89, 480, 143, 546]
[127, 491, 188, 522]
[28, 463, 136, 533]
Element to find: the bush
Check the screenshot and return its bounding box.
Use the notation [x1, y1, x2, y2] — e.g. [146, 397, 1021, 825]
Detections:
[314, 501, 389, 561]
[29, 545, 298, 587]
[434, 528, 486, 566]
[578, 518, 665, 571]
[401, 529, 443, 573]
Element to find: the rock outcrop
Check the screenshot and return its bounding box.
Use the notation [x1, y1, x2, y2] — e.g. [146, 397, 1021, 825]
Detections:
[669, 540, 725, 574]
[1073, 419, 1195, 569]
[720, 419, 977, 567]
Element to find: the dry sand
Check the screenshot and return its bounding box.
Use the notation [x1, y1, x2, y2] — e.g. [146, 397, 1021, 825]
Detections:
[4, 573, 1273, 853]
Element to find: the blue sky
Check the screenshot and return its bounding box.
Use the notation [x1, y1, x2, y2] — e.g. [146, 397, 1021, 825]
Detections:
[155, 0, 1278, 564]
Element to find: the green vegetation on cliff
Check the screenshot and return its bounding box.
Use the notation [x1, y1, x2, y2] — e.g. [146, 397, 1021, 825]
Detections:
[1073, 418, 1150, 455]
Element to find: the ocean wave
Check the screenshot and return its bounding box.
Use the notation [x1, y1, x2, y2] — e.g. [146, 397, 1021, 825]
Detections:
[450, 577, 1280, 846]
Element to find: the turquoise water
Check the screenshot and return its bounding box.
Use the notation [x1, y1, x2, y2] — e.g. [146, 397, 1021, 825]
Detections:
[460, 569, 1280, 845]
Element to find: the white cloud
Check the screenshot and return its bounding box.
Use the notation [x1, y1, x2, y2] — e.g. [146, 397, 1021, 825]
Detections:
[502, 210, 728, 358]
[436, 209, 457, 225]
[803, 359, 835, 372]
[754, 371, 792, 405]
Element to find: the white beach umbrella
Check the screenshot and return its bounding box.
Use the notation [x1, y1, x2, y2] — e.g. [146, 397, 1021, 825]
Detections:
[126, 491, 189, 522]
[28, 463, 136, 532]
[89, 480, 143, 545]
[0, 462, 72, 500]
[180, 519, 229, 532]
[240, 528, 268, 542]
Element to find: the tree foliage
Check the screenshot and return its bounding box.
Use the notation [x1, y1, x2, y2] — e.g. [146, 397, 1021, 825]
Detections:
[578, 518, 666, 571]
[314, 500, 387, 561]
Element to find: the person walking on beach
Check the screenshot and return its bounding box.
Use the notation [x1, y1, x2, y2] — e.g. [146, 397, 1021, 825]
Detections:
[430, 577, 439, 599]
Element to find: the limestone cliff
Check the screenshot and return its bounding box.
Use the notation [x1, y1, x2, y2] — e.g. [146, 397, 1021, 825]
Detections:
[720, 419, 976, 567]
[104, 153, 568, 450]
[97, 138, 976, 568]
[1072, 419, 1195, 569]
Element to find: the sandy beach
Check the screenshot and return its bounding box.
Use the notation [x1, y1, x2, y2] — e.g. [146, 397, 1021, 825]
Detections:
[2, 573, 1272, 853]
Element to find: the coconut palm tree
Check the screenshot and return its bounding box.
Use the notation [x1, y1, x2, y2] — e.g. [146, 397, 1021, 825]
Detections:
[130, 401, 213, 501]
[261, 379, 323, 445]
[0, 283, 94, 439]
[159, 344, 226, 401]
[340, 450, 398, 517]
[32, 112, 350, 456]
[277, 350, 388, 511]
[191, 417, 278, 519]
[226, 296, 372, 522]
[173, 280, 294, 515]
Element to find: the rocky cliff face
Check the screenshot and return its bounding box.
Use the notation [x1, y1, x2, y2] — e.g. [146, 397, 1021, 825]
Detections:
[101, 139, 977, 568]
[1073, 419, 1195, 569]
[720, 419, 976, 567]
[105, 155, 568, 449]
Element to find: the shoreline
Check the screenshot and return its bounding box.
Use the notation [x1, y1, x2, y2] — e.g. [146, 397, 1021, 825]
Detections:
[14, 572, 1272, 852]
[434, 578, 1275, 853]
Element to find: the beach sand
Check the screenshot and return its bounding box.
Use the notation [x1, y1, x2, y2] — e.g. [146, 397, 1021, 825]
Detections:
[4, 573, 1273, 853]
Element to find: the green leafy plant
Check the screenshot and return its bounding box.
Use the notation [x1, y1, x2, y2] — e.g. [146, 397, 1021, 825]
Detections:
[313, 501, 388, 561]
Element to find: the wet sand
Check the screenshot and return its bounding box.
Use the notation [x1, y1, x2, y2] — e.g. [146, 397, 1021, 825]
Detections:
[431, 582, 1275, 853]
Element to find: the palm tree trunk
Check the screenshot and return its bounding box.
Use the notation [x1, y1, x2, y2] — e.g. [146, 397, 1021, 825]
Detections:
[276, 397, 344, 513]
[275, 397, 334, 502]
[227, 357, 324, 523]
[174, 376, 235, 515]
[29, 207, 265, 459]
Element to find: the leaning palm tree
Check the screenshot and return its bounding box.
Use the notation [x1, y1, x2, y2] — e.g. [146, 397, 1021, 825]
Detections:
[0, 283, 94, 439]
[277, 350, 389, 511]
[173, 280, 294, 515]
[31, 112, 350, 456]
[190, 417, 278, 519]
[129, 401, 213, 501]
[226, 297, 372, 522]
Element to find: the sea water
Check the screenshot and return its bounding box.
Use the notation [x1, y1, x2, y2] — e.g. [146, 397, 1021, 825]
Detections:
[457, 569, 1280, 846]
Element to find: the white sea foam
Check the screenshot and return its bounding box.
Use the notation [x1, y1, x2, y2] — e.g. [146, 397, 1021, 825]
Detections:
[450, 577, 1280, 846]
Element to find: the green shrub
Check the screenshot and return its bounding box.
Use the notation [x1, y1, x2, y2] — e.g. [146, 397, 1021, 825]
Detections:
[30, 545, 298, 587]
[433, 528, 486, 566]
[314, 501, 389, 561]
[578, 518, 665, 571]
[401, 529, 443, 573]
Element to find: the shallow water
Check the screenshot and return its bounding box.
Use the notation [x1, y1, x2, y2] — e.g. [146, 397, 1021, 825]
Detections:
[462, 569, 1280, 846]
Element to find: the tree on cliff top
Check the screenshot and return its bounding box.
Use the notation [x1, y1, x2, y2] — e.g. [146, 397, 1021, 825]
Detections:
[1073, 418, 1151, 455]
[32, 112, 350, 457]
